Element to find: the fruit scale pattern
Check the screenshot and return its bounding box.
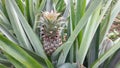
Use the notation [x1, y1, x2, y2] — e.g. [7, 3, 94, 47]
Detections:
[39, 10, 66, 55]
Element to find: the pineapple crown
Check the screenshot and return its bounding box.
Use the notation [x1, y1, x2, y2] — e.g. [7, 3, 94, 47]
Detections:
[42, 10, 60, 22]
[40, 10, 67, 31]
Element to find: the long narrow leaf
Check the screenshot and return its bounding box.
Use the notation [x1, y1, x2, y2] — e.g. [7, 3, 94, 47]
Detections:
[55, 0, 102, 65]
[92, 39, 120, 68]
[78, 3, 102, 64]
[25, 0, 34, 26]
[15, 0, 24, 14]
[9, 1, 53, 68]
[0, 35, 43, 68]
[5, 53, 25, 68]
[0, 54, 11, 67]
[0, 10, 11, 29]
[10, 0, 46, 58]
[87, 28, 100, 67]
[76, 0, 86, 45]
[37, 0, 46, 13]
[29, 0, 34, 27]
[25, 0, 31, 26]
[0, 24, 17, 43]
[5, 0, 33, 50]
[99, 0, 120, 48]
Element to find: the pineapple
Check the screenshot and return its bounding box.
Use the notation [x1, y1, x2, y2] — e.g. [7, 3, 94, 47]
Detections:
[39, 10, 66, 55]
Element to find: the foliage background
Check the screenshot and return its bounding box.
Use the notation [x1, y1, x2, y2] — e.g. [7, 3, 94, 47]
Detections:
[0, 0, 120, 68]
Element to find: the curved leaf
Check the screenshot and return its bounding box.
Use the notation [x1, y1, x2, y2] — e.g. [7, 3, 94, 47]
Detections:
[5, 0, 33, 50]
[92, 39, 120, 68]
[0, 34, 43, 68]
[9, 0, 46, 58]
[53, 0, 102, 65]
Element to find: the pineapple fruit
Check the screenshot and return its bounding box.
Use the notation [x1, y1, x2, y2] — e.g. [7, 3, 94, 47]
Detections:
[39, 10, 66, 55]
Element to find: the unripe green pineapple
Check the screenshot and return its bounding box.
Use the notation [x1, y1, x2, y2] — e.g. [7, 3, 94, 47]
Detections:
[39, 10, 66, 55]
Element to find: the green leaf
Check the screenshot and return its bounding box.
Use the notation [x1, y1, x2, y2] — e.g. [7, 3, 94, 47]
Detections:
[78, 2, 102, 64]
[15, 0, 24, 14]
[0, 24, 17, 43]
[92, 39, 120, 68]
[68, 0, 75, 63]
[37, 0, 46, 13]
[33, 0, 46, 31]
[0, 10, 11, 29]
[21, 47, 47, 67]
[56, 0, 65, 12]
[70, 0, 75, 30]
[75, 0, 86, 24]
[99, 11, 111, 43]
[0, 9, 17, 42]
[8, 1, 53, 68]
[5, 53, 26, 68]
[58, 63, 76, 68]
[99, 0, 113, 44]
[99, 0, 120, 47]
[75, 0, 86, 45]
[53, 0, 103, 65]
[22, 47, 53, 68]
[45, 59, 54, 68]
[25, 0, 34, 27]
[87, 28, 100, 67]
[106, 49, 120, 68]
[9, 0, 46, 58]
[5, 0, 33, 50]
[0, 0, 8, 18]
[0, 34, 43, 68]
[0, 53, 11, 67]
[0, 64, 8, 68]
[29, 0, 35, 27]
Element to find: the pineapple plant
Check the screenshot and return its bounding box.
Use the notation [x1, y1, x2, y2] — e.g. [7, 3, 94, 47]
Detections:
[39, 10, 66, 55]
[0, 0, 120, 68]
